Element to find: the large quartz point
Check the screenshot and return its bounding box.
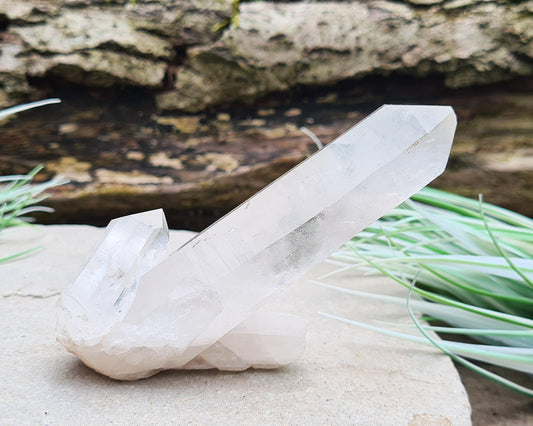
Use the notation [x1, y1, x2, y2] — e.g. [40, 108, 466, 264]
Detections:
[57, 105, 456, 380]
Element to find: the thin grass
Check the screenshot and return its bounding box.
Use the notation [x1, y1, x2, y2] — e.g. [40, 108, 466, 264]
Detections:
[0, 99, 67, 263]
[316, 187, 533, 396]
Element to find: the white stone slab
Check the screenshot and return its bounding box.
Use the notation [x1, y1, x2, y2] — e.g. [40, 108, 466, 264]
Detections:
[0, 225, 471, 425]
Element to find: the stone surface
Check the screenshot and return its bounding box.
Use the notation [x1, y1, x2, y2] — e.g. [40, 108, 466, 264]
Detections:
[13, 8, 174, 58]
[456, 364, 533, 425]
[0, 0, 531, 108]
[0, 224, 471, 424]
[158, 0, 533, 111]
[0, 0, 233, 99]
[25, 50, 168, 88]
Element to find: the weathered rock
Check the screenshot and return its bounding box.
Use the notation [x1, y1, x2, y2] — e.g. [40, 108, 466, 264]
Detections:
[24, 50, 168, 88]
[125, 0, 235, 45]
[0, 1, 531, 228]
[1, 0, 234, 46]
[0, 0, 60, 24]
[157, 1, 533, 111]
[0, 0, 234, 103]
[1, 0, 532, 109]
[12, 8, 173, 59]
[0, 42, 32, 104]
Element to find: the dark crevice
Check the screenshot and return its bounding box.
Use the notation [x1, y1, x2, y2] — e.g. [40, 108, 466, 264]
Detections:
[163, 46, 188, 89]
[202, 72, 533, 118]
[24, 75, 157, 111]
[198, 72, 449, 116]
[92, 41, 171, 62]
[511, 52, 533, 67]
[20, 69, 532, 118]
[0, 15, 9, 32]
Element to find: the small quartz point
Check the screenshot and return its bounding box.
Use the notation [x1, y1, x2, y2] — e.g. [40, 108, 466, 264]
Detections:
[58, 105, 456, 380]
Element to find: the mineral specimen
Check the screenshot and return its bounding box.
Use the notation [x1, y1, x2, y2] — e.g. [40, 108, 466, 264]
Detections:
[57, 105, 457, 380]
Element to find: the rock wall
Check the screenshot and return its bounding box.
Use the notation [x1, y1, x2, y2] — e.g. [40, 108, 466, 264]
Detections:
[0, 0, 233, 104]
[158, 0, 533, 112]
[0, 0, 532, 227]
[1, 0, 531, 108]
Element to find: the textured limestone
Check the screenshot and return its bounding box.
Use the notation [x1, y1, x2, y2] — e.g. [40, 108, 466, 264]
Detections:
[0, 224, 471, 424]
[24, 50, 168, 88]
[0, 0, 531, 108]
[12, 8, 174, 59]
[2, 0, 233, 47]
[0, 0, 233, 98]
[158, 0, 533, 111]
[0, 43, 32, 103]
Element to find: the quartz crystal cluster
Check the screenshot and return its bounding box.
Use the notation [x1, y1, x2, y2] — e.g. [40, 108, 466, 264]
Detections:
[57, 105, 457, 380]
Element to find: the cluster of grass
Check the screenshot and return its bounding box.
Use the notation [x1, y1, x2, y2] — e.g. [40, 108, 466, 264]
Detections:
[0, 99, 67, 263]
[315, 187, 533, 396]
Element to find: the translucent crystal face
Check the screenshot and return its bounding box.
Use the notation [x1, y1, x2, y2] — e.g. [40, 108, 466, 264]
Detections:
[57, 105, 456, 380]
